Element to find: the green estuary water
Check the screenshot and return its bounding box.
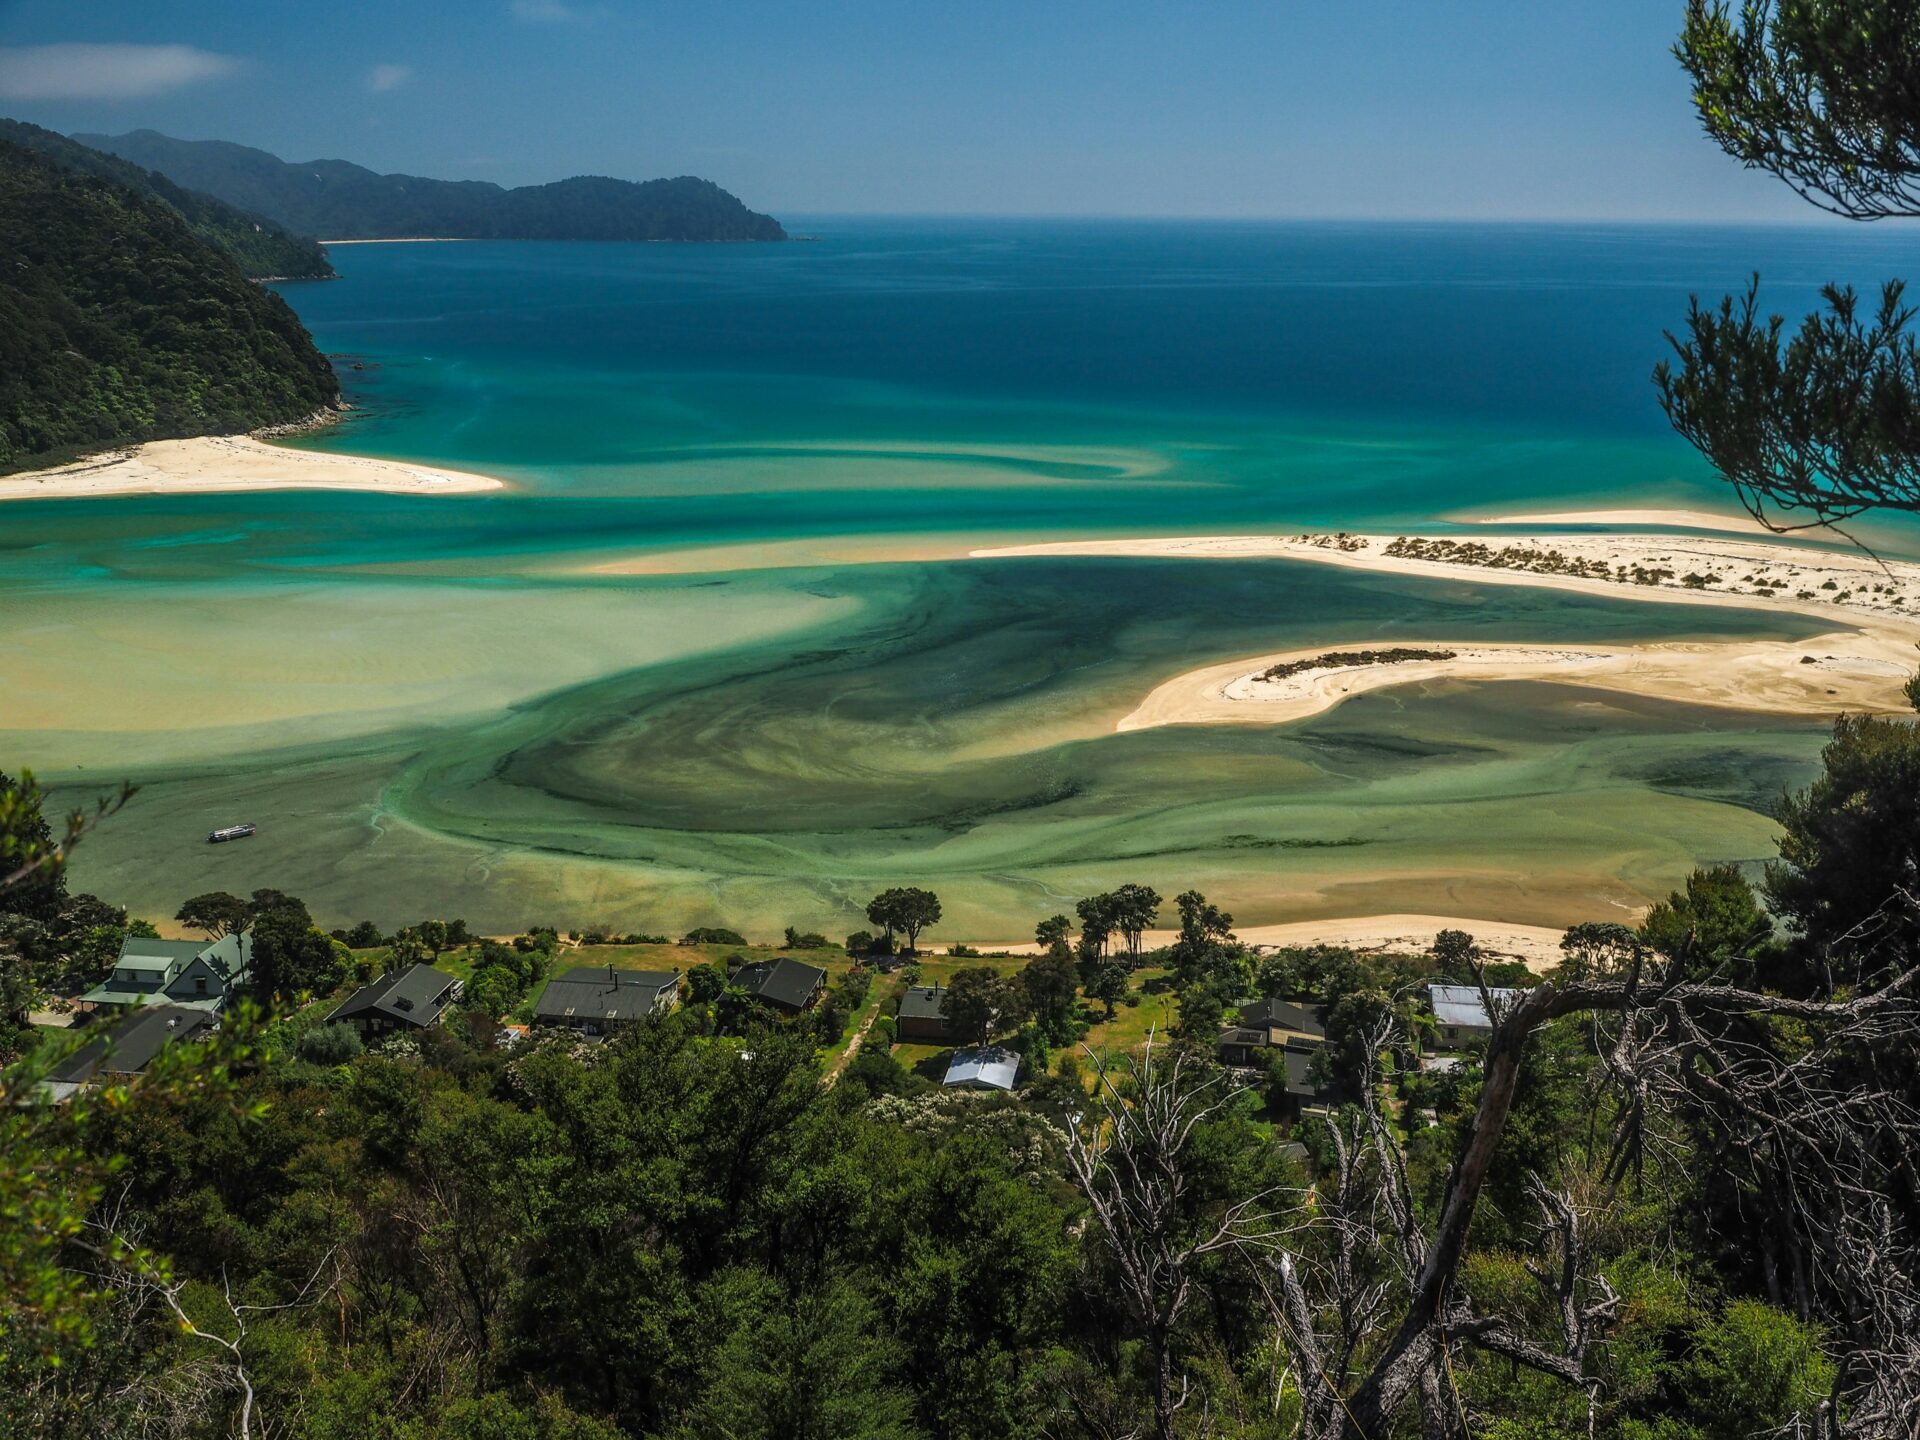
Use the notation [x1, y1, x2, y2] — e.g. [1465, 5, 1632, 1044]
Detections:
[6, 219, 1907, 936]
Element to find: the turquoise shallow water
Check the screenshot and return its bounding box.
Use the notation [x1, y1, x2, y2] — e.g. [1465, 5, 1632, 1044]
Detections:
[9, 219, 1911, 934]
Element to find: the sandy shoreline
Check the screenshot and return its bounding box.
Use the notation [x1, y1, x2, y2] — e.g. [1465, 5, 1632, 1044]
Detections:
[319, 237, 474, 245]
[968, 913, 1571, 971]
[0, 436, 507, 502]
[1459, 506, 1775, 536]
[974, 531, 1920, 726]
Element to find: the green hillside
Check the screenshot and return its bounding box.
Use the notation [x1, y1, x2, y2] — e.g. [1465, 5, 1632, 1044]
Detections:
[0, 119, 332, 281]
[0, 137, 340, 473]
[75, 128, 788, 243]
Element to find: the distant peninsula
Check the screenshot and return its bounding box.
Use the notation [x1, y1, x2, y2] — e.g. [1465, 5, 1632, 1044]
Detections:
[74, 129, 788, 244]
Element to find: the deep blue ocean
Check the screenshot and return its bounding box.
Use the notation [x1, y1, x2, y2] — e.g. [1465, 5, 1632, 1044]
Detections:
[272, 216, 1920, 550]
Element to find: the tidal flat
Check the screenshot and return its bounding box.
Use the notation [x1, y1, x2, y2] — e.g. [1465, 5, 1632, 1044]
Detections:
[11, 219, 1914, 934]
[29, 554, 1830, 937]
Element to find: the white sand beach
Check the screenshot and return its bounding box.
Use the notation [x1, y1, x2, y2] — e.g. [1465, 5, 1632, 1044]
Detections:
[970, 913, 1571, 970]
[974, 530, 1920, 726]
[0, 436, 507, 502]
[319, 237, 474, 245]
[1460, 506, 1775, 535]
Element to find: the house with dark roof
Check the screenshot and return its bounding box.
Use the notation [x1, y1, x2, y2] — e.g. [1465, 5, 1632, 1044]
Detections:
[534, 965, 680, 1035]
[1217, 997, 1327, 1068]
[1218, 996, 1337, 1110]
[730, 957, 828, 1015]
[1427, 983, 1521, 1046]
[44, 1005, 215, 1103]
[896, 983, 955, 1043]
[943, 1045, 1021, 1091]
[76, 933, 252, 1016]
[329, 964, 462, 1039]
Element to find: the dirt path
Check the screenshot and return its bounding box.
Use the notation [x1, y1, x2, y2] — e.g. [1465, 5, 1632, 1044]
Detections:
[824, 987, 889, 1087]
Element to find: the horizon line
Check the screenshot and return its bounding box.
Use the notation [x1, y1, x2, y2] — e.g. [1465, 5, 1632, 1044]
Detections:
[772, 209, 1875, 231]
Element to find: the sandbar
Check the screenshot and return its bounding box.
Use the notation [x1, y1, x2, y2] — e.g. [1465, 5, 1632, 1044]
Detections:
[0, 436, 506, 502]
[974, 531, 1920, 726]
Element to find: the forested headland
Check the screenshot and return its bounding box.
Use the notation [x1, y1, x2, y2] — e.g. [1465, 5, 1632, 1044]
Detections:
[0, 120, 333, 281]
[0, 133, 339, 473]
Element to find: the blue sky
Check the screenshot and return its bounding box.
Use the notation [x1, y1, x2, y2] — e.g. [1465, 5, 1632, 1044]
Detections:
[0, 0, 1847, 221]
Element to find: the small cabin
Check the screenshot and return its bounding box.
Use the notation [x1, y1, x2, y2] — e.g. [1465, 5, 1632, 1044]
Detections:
[730, 958, 828, 1015]
[329, 964, 463, 1038]
[534, 965, 680, 1036]
[896, 984, 955, 1043]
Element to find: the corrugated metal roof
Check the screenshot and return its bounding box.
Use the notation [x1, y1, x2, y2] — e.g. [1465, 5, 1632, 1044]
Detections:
[1428, 983, 1520, 1030]
[943, 1045, 1020, 1091]
[117, 938, 207, 966]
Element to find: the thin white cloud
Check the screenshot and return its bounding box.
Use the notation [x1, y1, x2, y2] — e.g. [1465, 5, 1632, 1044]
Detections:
[366, 63, 413, 93]
[0, 42, 238, 101]
[510, 0, 599, 22]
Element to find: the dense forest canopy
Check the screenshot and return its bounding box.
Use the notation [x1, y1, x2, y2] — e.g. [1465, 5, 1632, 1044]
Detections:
[0, 136, 339, 473]
[0, 119, 333, 281]
[74, 129, 789, 243]
[6, 706, 1920, 1436]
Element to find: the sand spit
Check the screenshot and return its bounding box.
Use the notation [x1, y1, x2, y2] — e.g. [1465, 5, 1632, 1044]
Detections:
[0, 436, 507, 502]
[972, 531, 1920, 726]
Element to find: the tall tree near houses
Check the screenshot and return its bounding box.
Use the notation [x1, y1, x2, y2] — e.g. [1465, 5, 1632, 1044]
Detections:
[1108, 884, 1162, 962]
[943, 967, 1008, 1046]
[1660, 2, 1920, 527]
[1074, 893, 1115, 960]
[175, 891, 252, 939]
[865, 887, 941, 955]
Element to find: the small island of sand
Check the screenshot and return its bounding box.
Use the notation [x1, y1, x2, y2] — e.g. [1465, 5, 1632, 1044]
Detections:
[973, 529, 1920, 727]
[0, 435, 507, 503]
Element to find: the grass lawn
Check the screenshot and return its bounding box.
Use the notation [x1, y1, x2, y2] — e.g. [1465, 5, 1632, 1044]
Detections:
[892, 1040, 957, 1083]
[1074, 974, 1178, 1072]
[871, 956, 1178, 1084]
[821, 972, 893, 1080]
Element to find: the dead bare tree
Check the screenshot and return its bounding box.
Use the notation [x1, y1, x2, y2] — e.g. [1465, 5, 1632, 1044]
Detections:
[1260, 953, 1920, 1440]
[79, 1203, 338, 1440]
[1065, 1033, 1303, 1440]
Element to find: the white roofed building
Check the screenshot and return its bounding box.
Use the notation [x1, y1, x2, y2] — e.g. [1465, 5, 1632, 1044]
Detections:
[943, 1045, 1020, 1092]
[1427, 983, 1521, 1047]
